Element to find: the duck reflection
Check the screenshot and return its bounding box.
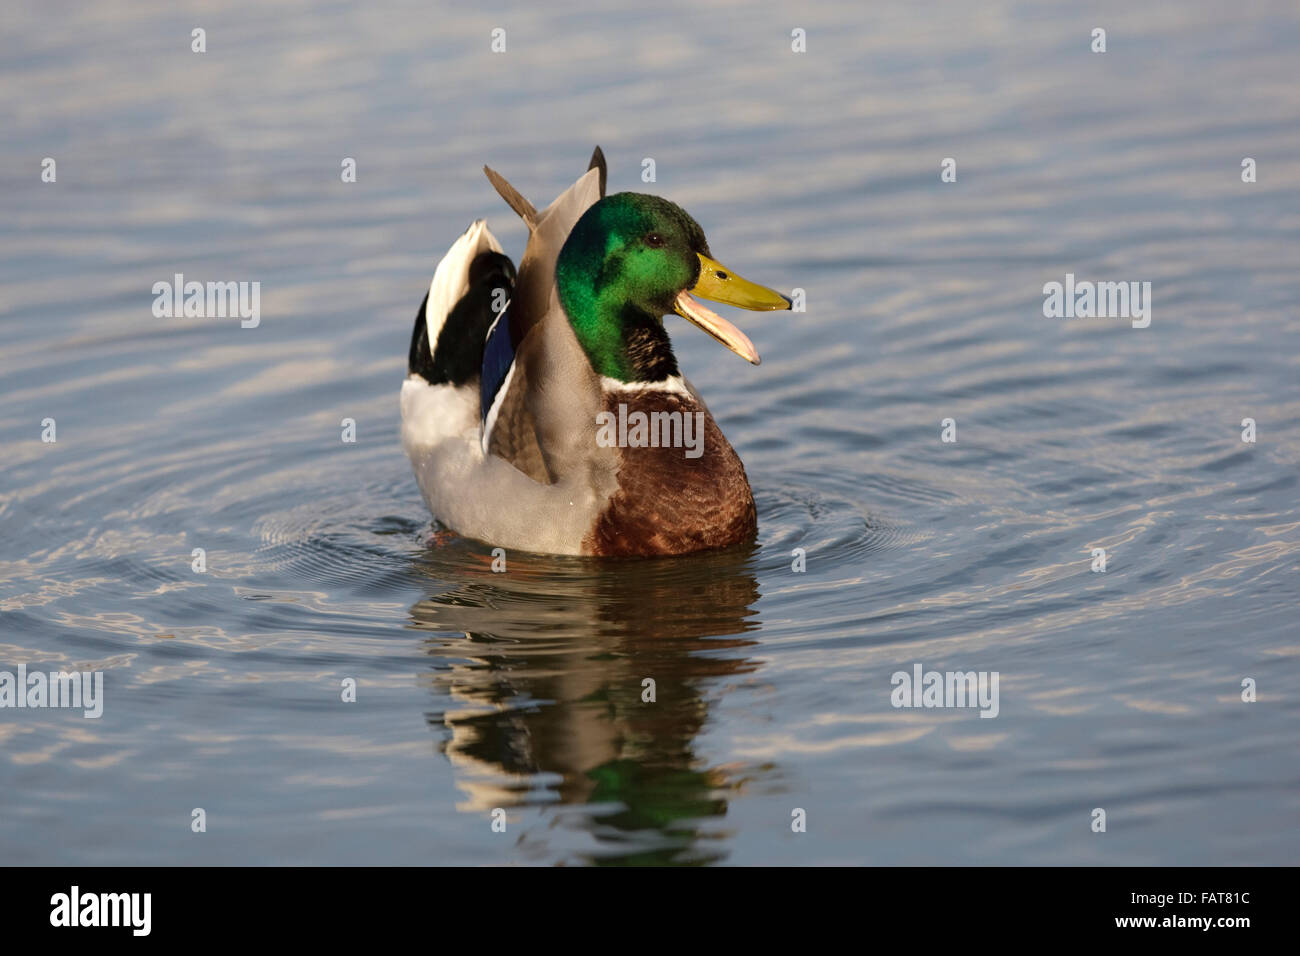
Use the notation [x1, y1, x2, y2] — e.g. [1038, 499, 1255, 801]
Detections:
[407, 541, 764, 865]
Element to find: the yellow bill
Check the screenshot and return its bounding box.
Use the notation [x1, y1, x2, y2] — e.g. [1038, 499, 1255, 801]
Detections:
[672, 254, 792, 365]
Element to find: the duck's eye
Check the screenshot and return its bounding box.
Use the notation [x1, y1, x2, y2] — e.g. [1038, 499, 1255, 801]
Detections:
[645, 233, 665, 248]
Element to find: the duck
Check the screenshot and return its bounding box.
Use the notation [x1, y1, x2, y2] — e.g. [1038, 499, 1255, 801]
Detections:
[400, 147, 792, 557]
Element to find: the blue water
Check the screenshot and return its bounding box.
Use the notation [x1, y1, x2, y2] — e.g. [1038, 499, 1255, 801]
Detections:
[2, 0, 1298, 864]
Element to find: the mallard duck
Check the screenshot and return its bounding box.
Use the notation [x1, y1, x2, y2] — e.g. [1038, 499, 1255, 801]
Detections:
[400, 148, 791, 556]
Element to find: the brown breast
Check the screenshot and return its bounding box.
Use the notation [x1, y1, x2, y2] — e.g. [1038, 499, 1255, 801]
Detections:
[584, 388, 757, 556]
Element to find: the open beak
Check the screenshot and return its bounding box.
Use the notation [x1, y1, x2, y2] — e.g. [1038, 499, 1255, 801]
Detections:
[672, 254, 792, 366]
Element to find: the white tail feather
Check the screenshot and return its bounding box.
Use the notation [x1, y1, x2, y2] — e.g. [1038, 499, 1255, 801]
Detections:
[424, 219, 504, 358]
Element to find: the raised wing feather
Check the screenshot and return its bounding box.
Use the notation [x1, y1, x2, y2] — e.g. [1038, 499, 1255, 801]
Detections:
[481, 153, 611, 484]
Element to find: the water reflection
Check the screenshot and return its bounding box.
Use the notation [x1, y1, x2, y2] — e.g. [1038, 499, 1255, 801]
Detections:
[407, 543, 764, 864]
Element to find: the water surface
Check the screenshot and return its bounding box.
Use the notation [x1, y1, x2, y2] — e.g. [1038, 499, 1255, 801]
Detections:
[2, 0, 1299, 864]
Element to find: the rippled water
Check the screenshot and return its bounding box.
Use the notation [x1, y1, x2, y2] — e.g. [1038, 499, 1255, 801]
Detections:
[3, 0, 1299, 864]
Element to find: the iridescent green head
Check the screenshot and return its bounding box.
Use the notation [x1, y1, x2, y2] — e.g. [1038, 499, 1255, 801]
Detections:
[555, 192, 792, 382]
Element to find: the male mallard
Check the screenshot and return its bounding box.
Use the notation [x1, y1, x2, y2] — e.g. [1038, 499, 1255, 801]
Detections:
[400, 148, 791, 556]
